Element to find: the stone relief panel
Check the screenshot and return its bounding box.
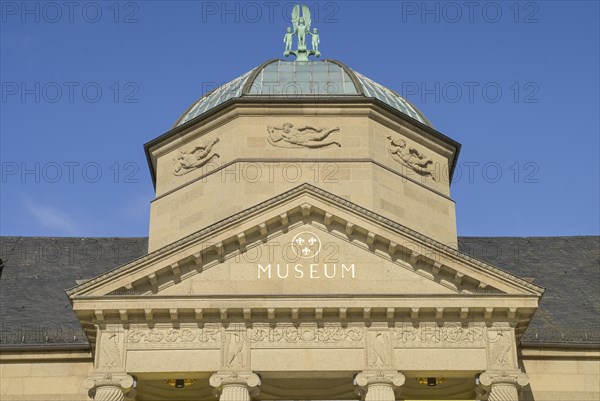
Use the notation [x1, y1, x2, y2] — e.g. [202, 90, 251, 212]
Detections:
[394, 322, 487, 348]
[267, 123, 341, 148]
[221, 329, 251, 370]
[249, 323, 364, 347]
[96, 325, 126, 370]
[125, 324, 223, 349]
[123, 323, 364, 352]
[173, 137, 220, 176]
[386, 135, 437, 181]
[486, 325, 517, 370]
[366, 329, 393, 369]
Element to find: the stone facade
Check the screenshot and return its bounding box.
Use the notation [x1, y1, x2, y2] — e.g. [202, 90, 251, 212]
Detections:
[146, 105, 458, 252]
[1, 59, 598, 401]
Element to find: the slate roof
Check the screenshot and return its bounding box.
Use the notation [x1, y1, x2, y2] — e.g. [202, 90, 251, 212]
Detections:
[458, 236, 599, 345]
[1, 236, 598, 348]
[0, 237, 148, 347]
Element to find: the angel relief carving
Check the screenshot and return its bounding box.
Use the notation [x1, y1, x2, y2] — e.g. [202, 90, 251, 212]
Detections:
[489, 330, 513, 367]
[173, 137, 220, 176]
[368, 332, 388, 366]
[267, 123, 341, 148]
[224, 332, 246, 369]
[386, 135, 437, 181]
[99, 331, 121, 368]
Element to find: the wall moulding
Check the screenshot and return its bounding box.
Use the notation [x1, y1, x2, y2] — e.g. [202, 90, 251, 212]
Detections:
[117, 321, 510, 351]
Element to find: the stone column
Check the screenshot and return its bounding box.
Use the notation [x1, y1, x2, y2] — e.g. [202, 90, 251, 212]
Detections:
[83, 373, 135, 401]
[354, 371, 405, 401]
[209, 372, 261, 401]
[480, 371, 529, 401]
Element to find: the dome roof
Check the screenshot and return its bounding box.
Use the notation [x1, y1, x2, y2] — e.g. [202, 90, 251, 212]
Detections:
[175, 59, 432, 127]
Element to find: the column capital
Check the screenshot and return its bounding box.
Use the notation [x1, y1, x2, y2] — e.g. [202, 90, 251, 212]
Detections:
[354, 371, 405, 401]
[354, 370, 406, 387]
[83, 372, 134, 390]
[480, 370, 529, 401]
[209, 371, 261, 388]
[83, 372, 135, 401]
[480, 370, 529, 388]
[210, 371, 261, 400]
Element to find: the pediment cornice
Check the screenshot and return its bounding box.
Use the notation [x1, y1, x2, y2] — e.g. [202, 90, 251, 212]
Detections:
[67, 184, 544, 300]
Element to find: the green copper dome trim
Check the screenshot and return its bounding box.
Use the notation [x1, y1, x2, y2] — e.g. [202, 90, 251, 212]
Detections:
[174, 59, 432, 128]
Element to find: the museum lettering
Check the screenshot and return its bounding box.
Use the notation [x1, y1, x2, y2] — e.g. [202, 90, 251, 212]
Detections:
[257, 263, 356, 279]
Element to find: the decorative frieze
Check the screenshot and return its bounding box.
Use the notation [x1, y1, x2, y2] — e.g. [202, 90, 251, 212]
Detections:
[124, 323, 364, 349]
[394, 322, 488, 347]
[126, 324, 222, 345]
[249, 323, 363, 344]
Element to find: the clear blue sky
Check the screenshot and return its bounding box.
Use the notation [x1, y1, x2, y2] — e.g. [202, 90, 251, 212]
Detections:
[1, 0, 599, 238]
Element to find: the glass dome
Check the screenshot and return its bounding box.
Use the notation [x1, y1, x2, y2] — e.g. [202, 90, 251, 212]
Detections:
[175, 59, 431, 127]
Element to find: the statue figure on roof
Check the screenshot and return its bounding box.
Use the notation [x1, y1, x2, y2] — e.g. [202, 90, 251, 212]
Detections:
[283, 4, 321, 61]
[283, 27, 293, 53]
[292, 4, 311, 49]
[311, 28, 320, 52]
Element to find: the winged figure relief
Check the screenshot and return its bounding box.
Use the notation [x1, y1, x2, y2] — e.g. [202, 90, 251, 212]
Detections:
[100, 332, 121, 367]
[267, 123, 340, 148]
[386, 135, 437, 181]
[173, 137, 220, 176]
[369, 332, 388, 366]
[225, 332, 244, 368]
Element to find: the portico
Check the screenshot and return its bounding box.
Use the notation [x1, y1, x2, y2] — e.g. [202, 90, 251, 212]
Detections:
[68, 186, 542, 400]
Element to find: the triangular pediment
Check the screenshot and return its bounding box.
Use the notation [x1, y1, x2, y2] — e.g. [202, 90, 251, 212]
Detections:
[68, 184, 543, 300]
[153, 226, 458, 297]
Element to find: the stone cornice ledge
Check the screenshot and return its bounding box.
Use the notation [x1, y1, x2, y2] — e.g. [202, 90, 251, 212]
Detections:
[66, 184, 544, 297]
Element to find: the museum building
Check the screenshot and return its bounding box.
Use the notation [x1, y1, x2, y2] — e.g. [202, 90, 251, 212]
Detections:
[1, 55, 599, 399]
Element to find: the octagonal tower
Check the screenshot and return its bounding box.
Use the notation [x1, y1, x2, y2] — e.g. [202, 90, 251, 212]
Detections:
[145, 59, 461, 252]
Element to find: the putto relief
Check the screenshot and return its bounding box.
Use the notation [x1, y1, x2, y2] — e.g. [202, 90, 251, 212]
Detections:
[126, 325, 222, 345]
[386, 135, 437, 181]
[394, 322, 488, 348]
[173, 137, 220, 176]
[249, 323, 363, 344]
[267, 123, 341, 148]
